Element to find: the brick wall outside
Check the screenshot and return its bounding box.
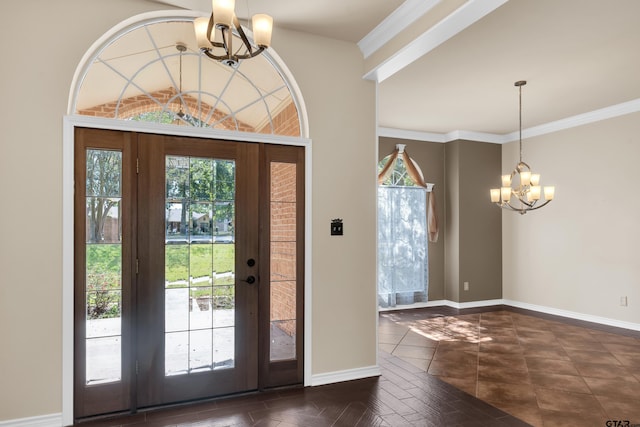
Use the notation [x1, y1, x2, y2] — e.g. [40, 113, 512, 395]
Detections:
[256, 102, 301, 136]
[270, 162, 297, 336]
[78, 88, 300, 136]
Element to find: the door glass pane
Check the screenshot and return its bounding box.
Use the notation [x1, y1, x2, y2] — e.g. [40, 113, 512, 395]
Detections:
[85, 149, 122, 384]
[269, 162, 297, 361]
[165, 331, 189, 376]
[164, 156, 236, 376]
[86, 337, 121, 384]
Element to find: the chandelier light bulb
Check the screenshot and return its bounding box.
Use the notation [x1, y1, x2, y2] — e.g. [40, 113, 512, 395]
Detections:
[490, 189, 500, 203]
[212, 0, 235, 28]
[252, 14, 273, 47]
[501, 174, 512, 187]
[194, 17, 211, 48]
[544, 186, 555, 200]
[501, 187, 511, 202]
[529, 186, 541, 201]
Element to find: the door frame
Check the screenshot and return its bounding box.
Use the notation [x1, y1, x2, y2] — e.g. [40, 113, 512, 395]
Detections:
[61, 115, 313, 425]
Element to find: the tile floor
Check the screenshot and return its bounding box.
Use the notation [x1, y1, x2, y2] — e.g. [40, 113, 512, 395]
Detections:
[379, 306, 640, 427]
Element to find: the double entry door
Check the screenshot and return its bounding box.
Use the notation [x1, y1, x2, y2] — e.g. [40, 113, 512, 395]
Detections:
[74, 128, 304, 420]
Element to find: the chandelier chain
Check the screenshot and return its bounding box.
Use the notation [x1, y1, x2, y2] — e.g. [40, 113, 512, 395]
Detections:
[519, 82, 523, 163]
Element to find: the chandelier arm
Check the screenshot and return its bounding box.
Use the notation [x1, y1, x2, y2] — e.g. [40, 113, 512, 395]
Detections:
[235, 46, 265, 60]
[495, 202, 526, 214]
[507, 201, 527, 212]
[495, 199, 552, 215]
[205, 13, 216, 46]
[221, 26, 232, 59]
[524, 200, 551, 211]
[202, 49, 233, 61]
[513, 195, 535, 208]
[233, 15, 254, 55]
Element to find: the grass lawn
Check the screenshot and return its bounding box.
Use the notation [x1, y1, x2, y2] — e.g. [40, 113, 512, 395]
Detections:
[87, 243, 235, 284]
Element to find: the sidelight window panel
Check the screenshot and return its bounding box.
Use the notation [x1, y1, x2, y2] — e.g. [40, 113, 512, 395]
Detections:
[85, 149, 123, 385]
[269, 162, 297, 362]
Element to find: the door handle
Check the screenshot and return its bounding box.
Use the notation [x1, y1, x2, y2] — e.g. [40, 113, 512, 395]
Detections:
[244, 275, 256, 284]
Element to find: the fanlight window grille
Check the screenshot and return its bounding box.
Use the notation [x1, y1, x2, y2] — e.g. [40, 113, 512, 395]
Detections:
[74, 19, 301, 137]
[377, 155, 428, 308]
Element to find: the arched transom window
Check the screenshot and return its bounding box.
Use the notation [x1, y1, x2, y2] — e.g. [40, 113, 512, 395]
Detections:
[73, 18, 301, 137]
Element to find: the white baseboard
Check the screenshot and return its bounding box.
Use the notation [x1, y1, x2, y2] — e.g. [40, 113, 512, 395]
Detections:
[0, 413, 62, 427]
[503, 299, 640, 332]
[379, 298, 640, 332]
[378, 299, 447, 311]
[310, 365, 381, 387]
[444, 299, 504, 309]
[378, 298, 503, 311]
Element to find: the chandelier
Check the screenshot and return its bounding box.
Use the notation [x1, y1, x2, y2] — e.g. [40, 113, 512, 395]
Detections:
[194, 0, 273, 67]
[490, 80, 555, 214]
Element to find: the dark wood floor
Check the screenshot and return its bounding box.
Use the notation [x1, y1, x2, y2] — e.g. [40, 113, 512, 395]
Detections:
[380, 305, 640, 426]
[77, 352, 528, 426]
[76, 305, 640, 426]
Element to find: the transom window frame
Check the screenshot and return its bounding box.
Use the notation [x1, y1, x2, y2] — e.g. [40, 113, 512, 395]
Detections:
[67, 11, 309, 140]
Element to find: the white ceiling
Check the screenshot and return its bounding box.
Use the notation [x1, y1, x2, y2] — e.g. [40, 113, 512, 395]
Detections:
[152, 0, 405, 43]
[378, 0, 640, 136]
[154, 0, 640, 138]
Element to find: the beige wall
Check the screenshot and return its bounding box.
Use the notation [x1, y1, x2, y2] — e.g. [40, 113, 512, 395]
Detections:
[378, 138, 501, 303]
[0, 1, 377, 421]
[444, 141, 461, 302]
[503, 112, 640, 324]
[378, 138, 446, 300]
[446, 141, 502, 303]
[272, 28, 378, 375]
[0, 0, 172, 421]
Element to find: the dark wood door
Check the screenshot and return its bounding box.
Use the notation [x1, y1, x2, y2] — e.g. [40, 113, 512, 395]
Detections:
[74, 129, 304, 419]
[136, 134, 259, 407]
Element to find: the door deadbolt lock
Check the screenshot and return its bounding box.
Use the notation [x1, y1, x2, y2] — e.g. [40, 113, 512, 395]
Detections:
[247, 258, 256, 267]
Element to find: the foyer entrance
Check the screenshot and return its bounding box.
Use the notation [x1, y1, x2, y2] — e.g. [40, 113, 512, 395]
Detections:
[74, 128, 304, 419]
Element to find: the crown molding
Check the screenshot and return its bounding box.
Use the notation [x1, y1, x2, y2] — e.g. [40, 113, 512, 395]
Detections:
[379, 97, 640, 144]
[378, 127, 447, 143]
[358, 0, 441, 59]
[504, 97, 640, 142]
[364, 0, 508, 83]
[378, 127, 508, 144]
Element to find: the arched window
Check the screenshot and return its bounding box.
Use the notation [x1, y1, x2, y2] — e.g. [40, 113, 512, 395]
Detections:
[71, 17, 303, 137]
[377, 145, 435, 308]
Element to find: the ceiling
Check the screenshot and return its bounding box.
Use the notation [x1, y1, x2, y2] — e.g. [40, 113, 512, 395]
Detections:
[152, 0, 405, 43]
[155, 0, 640, 139]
